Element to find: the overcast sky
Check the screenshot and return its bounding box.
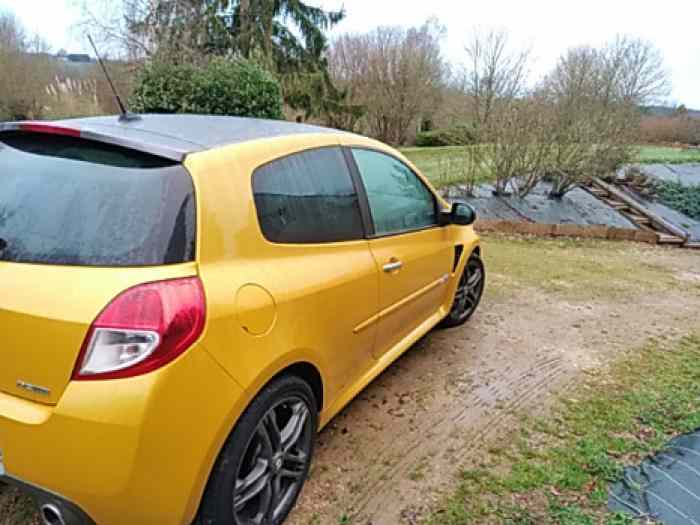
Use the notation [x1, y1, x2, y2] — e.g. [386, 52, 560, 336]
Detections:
[1, 0, 698, 107]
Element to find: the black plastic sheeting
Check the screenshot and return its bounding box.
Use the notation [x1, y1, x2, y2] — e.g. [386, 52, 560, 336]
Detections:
[443, 182, 637, 228]
[609, 429, 700, 524]
[637, 164, 700, 188]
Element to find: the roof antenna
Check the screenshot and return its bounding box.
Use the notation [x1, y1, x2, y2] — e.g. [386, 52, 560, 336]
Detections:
[86, 34, 140, 123]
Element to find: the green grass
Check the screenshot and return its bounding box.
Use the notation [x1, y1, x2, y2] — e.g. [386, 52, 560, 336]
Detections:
[425, 334, 700, 525]
[400, 145, 700, 188]
[401, 146, 492, 189]
[656, 180, 700, 220]
[481, 235, 685, 300]
[634, 146, 700, 164]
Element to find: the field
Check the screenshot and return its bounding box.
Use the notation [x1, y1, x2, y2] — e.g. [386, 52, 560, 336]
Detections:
[634, 145, 700, 164]
[401, 145, 700, 189]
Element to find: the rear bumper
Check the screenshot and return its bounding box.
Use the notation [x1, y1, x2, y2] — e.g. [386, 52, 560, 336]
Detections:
[1, 473, 96, 525]
[0, 346, 246, 525]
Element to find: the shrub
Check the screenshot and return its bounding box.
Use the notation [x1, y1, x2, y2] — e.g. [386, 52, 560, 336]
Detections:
[656, 181, 700, 220]
[130, 58, 283, 119]
[640, 116, 700, 146]
[415, 123, 478, 147]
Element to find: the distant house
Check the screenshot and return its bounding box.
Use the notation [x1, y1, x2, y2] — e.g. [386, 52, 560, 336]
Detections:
[65, 54, 93, 64]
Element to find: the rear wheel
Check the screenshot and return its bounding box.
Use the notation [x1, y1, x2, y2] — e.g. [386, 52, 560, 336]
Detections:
[196, 376, 317, 525]
[440, 252, 485, 328]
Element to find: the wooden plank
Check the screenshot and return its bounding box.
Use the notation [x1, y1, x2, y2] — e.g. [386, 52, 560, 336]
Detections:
[657, 235, 685, 245]
[592, 178, 689, 241]
[627, 214, 651, 225]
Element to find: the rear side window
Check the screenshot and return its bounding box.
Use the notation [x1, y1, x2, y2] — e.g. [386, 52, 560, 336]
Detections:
[0, 133, 196, 266]
[252, 147, 364, 243]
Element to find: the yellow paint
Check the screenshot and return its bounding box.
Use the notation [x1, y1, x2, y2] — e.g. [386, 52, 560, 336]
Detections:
[236, 284, 277, 335]
[0, 130, 479, 524]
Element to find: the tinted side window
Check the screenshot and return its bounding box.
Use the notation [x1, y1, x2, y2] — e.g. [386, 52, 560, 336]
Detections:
[253, 147, 364, 243]
[351, 149, 437, 236]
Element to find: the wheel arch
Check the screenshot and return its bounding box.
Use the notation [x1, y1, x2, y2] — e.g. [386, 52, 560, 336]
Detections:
[190, 358, 325, 524]
[268, 361, 324, 414]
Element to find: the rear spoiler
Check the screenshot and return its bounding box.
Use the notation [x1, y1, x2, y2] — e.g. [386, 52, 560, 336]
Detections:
[0, 122, 187, 162]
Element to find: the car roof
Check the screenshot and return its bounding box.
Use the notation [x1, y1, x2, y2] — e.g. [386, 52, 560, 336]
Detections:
[0, 114, 346, 162]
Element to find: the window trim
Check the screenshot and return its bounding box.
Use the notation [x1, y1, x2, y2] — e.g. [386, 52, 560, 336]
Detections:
[343, 146, 443, 239]
[251, 145, 369, 245]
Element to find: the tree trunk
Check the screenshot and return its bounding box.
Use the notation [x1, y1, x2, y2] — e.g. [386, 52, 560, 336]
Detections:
[239, 0, 251, 58]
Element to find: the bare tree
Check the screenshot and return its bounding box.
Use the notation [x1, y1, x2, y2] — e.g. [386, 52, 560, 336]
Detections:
[602, 35, 671, 106]
[482, 96, 552, 197]
[0, 11, 53, 120]
[77, 0, 233, 63]
[0, 10, 25, 50]
[328, 18, 447, 144]
[545, 37, 670, 108]
[461, 28, 530, 128]
[540, 42, 643, 198]
[543, 46, 602, 107]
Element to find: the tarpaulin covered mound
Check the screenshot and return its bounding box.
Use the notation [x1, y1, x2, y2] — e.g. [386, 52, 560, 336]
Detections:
[609, 429, 700, 524]
[443, 182, 637, 228]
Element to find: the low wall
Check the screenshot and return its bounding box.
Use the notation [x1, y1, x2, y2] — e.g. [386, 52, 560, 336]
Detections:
[474, 220, 659, 244]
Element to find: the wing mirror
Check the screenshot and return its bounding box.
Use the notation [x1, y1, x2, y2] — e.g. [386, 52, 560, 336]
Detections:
[440, 201, 477, 226]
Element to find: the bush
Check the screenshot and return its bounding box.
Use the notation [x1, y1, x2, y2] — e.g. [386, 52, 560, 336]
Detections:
[130, 58, 283, 119]
[640, 116, 700, 146]
[415, 123, 478, 147]
[656, 181, 700, 220]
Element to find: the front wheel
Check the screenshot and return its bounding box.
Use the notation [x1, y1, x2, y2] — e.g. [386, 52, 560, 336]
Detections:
[196, 376, 317, 525]
[440, 252, 485, 328]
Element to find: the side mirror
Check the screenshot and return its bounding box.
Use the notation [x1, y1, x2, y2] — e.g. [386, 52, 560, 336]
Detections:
[441, 201, 476, 226]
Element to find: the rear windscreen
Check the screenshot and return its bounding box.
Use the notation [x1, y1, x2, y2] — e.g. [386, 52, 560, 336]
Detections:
[0, 133, 196, 266]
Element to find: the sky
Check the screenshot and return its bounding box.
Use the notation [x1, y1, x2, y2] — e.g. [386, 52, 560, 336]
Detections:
[1, 0, 698, 108]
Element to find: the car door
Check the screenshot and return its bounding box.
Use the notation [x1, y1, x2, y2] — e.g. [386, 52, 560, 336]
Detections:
[245, 145, 381, 397]
[347, 147, 454, 359]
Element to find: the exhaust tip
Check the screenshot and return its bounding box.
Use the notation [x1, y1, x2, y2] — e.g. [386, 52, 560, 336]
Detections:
[40, 504, 66, 525]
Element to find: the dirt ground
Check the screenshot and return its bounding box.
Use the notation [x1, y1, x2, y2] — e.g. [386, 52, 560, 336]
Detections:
[2, 236, 699, 525]
[287, 237, 700, 525]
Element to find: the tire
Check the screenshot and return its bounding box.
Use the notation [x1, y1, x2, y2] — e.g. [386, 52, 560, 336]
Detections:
[195, 375, 318, 525]
[440, 252, 485, 328]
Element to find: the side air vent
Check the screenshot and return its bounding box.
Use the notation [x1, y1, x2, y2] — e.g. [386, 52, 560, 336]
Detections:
[453, 245, 464, 273]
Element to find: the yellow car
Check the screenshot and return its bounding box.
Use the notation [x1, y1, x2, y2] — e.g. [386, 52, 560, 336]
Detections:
[0, 115, 484, 525]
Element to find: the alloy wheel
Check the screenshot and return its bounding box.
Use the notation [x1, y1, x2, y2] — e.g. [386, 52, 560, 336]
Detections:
[451, 256, 484, 323]
[233, 397, 313, 525]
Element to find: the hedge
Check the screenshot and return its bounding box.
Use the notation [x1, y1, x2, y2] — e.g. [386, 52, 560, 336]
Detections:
[415, 123, 478, 147]
[130, 58, 283, 119]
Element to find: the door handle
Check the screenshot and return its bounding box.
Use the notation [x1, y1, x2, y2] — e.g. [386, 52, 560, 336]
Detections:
[383, 260, 403, 273]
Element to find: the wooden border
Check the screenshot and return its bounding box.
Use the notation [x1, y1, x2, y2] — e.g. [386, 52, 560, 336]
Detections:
[474, 220, 659, 244]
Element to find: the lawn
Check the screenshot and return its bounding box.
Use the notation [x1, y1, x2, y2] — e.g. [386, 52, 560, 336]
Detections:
[401, 145, 700, 189]
[401, 146, 491, 189]
[482, 235, 684, 300]
[634, 145, 700, 164]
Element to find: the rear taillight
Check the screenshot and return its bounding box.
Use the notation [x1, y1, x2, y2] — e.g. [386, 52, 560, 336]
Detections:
[73, 277, 206, 380]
